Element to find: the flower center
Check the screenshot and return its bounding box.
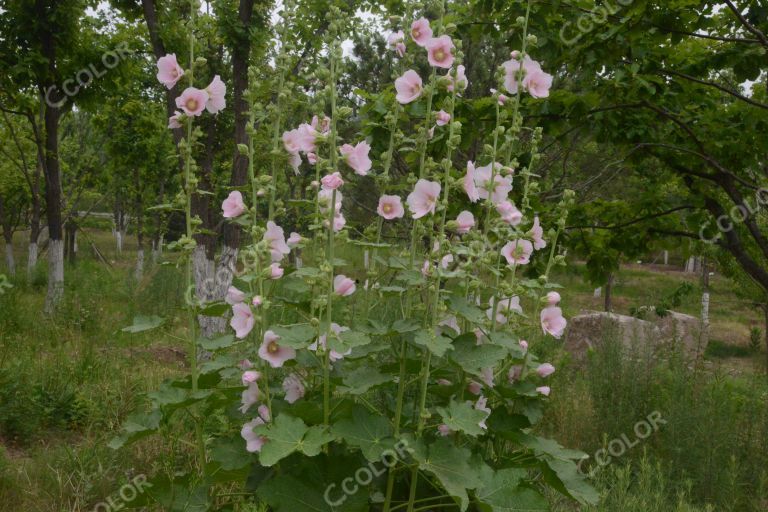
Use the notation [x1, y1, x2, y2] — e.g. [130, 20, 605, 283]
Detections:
[186, 98, 198, 111]
[268, 341, 279, 353]
[434, 49, 445, 61]
[383, 203, 392, 214]
[413, 28, 420, 39]
[171, 69, 178, 78]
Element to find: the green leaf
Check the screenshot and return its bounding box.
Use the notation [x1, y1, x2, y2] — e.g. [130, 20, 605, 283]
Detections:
[391, 318, 421, 334]
[450, 335, 507, 376]
[199, 334, 239, 351]
[331, 407, 395, 461]
[436, 400, 488, 437]
[410, 438, 484, 511]
[413, 328, 454, 357]
[448, 295, 485, 324]
[328, 330, 371, 353]
[272, 324, 317, 348]
[338, 367, 392, 395]
[255, 414, 333, 466]
[198, 301, 229, 316]
[121, 315, 164, 333]
[541, 457, 599, 506]
[108, 409, 162, 449]
[209, 436, 252, 471]
[475, 467, 548, 512]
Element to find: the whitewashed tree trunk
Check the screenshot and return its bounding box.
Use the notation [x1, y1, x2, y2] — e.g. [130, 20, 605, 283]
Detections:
[44, 240, 64, 314]
[4, 242, 15, 277]
[199, 245, 238, 338]
[663, 250, 669, 265]
[593, 287, 602, 297]
[700, 291, 710, 355]
[27, 242, 38, 280]
[684, 256, 695, 273]
[135, 249, 145, 281]
[115, 231, 123, 255]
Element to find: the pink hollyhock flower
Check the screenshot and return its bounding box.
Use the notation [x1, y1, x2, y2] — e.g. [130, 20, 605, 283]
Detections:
[546, 291, 561, 306]
[334, 275, 356, 296]
[226, 285, 246, 305]
[491, 88, 508, 105]
[438, 316, 459, 334]
[321, 172, 344, 190]
[437, 378, 453, 386]
[440, 254, 454, 270]
[502, 55, 542, 95]
[156, 54, 184, 89]
[259, 330, 296, 368]
[395, 70, 423, 104]
[377, 195, 405, 220]
[524, 69, 554, 98]
[258, 404, 270, 422]
[175, 87, 209, 117]
[222, 190, 246, 218]
[455, 211, 475, 234]
[252, 295, 263, 307]
[230, 302, 254, 339]
[435, 110, 451, 126]
[307, 152, 318, 165]
[530, 216, 547, 250]
[318, 188, 343, 214]
[475, 396, 491, 429]
[480, 367, 495, 388]
[288, 152, 302, 173]
[269, 263, 284, 280]
[497, 201, 523, 226]
[387, 30, 406, 57]
[468, 381, 483, 395]
[519, 339, 529, 352]
[508, 365, 522, 382]
[287, 232, 302, 247]
[446, 65, 468, 93]
[501, 239, 534, 265]
[310, 323, 352, 362]
[486, 296, 523, 325]
[240, 380, 260, 413]
[438, 424, 453, 436]
[239, 359, 254, 370]
[425, 35, 455, 68]
[474, 162, 512, 204]
[541, 306, 567, 338]
[410, 17, 433, 46]
[537, 363, 556, 378]
[311, 115, 330, 134]
[537, 386, 551, 397]
[340, 141, 372, 176]
[263, 221, 291, 262]
[330, 212, 346, 232]
[427, 126, 435, 139]
[205, 75, 226, 113]
[168, 111, 183, 129]
[282, 374, 305, 404]
[464, 161, 480, 202]
[406, 179, 441, 219]
[241, 418, 267, 452]
[282, 129, 302, 154]
[421, 259, 431, 277]
[242, 370, 260, 386]
[296, 123, 318, 153]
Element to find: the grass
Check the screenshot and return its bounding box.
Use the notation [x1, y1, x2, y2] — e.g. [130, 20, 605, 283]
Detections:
[0, 230, 767, 510]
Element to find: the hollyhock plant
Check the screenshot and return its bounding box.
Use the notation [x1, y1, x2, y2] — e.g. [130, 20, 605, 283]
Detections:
[321, 172, 344, 190]
[319, 188, 342, 214]
[175, 87, 209, 116]
[474, 162, 513, 204]
[435, 110, 451, 126]
[497, 201, 523, 225]
[269, 263, 284, 280]
[537, 363, 556, 378]
[241, 417, 267, 452]
[340, 141, 372, 176]
[222, 191, 246, 218]
[475, 396, 491, 429]
[464, 161, 480, 202]
[156, 54, 184, 89]
[252, 295, 263, 307]
[487, 296, 523, 324]
[377, 195, 405, 220]
[541, 306, 567, 338]
[333, 275, 356, 296]
[502, 239, 534, 265]
[524, 69, 554, 99]
[537, 386, 551, 397]
[263, 221, 291, 262]
[446, 64, 468, 93]
[455, 211, 475, 234]
[287, 232, 302, 247]
[259, 330, 296, 368]
[239, 380, 260, 413]
[310, 323, 352, 362]
[406, 179, 441, 219]
[546, 291, 561, 305]
[168, 111, 183, 129]
[387, 30, 406, 57]
[395, 70, 423, 104]
[502, 54, 541, 95]
[425, 35, 455, 68]
[230, 302, 254, 339]
[410, 17, 433, 46]
[205, 75, 226, 113]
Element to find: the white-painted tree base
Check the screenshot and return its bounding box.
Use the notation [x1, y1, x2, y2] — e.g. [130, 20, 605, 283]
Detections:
[4, 242, 15, 277]
[27, 242, 38, 280]
[135, 249, 144, 280]
[44, 240, 64, 314]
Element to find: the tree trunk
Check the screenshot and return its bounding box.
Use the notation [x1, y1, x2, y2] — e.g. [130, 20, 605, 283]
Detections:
[699, 258, 710, 357]
[604, 272, 614, 312]
[42, 102, 64, 313]
[134, 167, 144, 280]
[0, 197, 15, 277]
